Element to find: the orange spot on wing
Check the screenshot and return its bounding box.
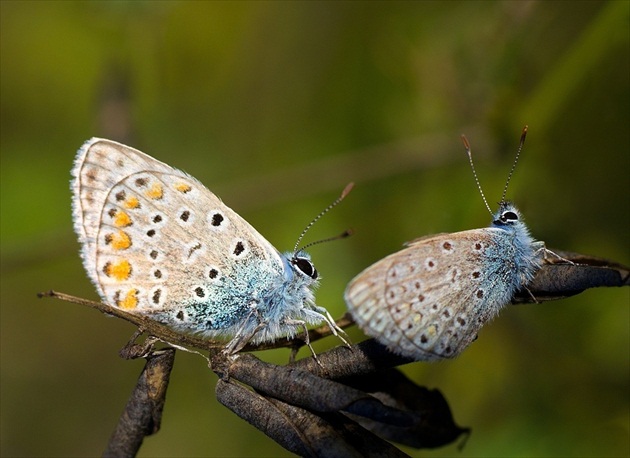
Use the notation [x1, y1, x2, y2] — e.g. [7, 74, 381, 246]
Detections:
[118, 289, 139, 309]
[105, 260, 132, 281]
[124, 196, 140, 209]
[175, 182, 192, 193]
[145, 183, 163, 200]
[109, 230, 132, 250]
[114, 210, 132, 227]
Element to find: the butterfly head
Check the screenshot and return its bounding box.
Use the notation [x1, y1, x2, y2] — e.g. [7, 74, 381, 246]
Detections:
[492, 201, 522, 228]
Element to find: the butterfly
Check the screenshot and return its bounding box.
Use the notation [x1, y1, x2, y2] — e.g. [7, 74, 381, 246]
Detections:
[71, 138, 349, 353]
[345, 127, 550, 361]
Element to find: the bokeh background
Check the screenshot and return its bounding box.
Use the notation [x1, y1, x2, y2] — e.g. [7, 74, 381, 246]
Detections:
[2, 1, 628, 457]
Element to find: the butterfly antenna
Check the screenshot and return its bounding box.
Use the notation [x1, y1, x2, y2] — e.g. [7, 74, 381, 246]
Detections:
[296, 229, 354, 254]
[500, 125, 528, 203]
[461, 134, 493, 216]
[293, 182, 354, 254]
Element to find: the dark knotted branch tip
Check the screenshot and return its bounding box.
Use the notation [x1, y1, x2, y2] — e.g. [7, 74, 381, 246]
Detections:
[103, 348, 175, 458]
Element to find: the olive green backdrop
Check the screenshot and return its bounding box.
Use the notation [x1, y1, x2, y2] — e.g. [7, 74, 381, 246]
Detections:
[2, 1, 628, 457]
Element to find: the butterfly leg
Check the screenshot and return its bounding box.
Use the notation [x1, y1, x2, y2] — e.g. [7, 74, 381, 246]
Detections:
[521, 285, 540, 304]
[282, 318, 324, 366]
[308, 306, 352, 347]
[543, 247, 575, 265]
[534, 241, 574, 265]
[224, 306, 268, 355]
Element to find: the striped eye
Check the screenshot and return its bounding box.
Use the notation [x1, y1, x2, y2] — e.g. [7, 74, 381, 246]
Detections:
[292, 257, 318, 279]
[501, 211, 518, 223]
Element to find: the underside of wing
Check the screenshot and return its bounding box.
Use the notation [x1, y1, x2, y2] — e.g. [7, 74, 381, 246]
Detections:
[346, 230, 516, 360]
[72, 139, 283, 314]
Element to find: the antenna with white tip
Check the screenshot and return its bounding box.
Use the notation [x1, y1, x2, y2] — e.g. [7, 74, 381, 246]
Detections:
[293, 182, 354, 255]
[461, 125, 528, 215]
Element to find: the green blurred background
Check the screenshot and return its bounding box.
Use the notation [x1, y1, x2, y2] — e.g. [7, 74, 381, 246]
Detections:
[1, 1, 628, 456]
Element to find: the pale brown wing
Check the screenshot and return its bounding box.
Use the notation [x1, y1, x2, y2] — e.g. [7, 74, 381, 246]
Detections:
[345, 230, 518, 360]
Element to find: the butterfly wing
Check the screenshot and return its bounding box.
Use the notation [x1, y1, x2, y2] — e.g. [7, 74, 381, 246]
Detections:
[345, 229, 522, 360]
[72, 138, 286, 337]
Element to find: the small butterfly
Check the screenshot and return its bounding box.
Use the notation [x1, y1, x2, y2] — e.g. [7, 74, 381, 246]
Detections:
[72, 138, 349, 353]
[345, 127, 551, 361]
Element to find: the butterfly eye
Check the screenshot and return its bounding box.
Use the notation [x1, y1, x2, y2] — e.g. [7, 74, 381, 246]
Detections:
[501, 211, 518, 223]
[292, 257, 318, 279]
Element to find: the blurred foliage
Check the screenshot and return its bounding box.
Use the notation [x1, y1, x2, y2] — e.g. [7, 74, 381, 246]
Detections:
[1, 1, 628, 457]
